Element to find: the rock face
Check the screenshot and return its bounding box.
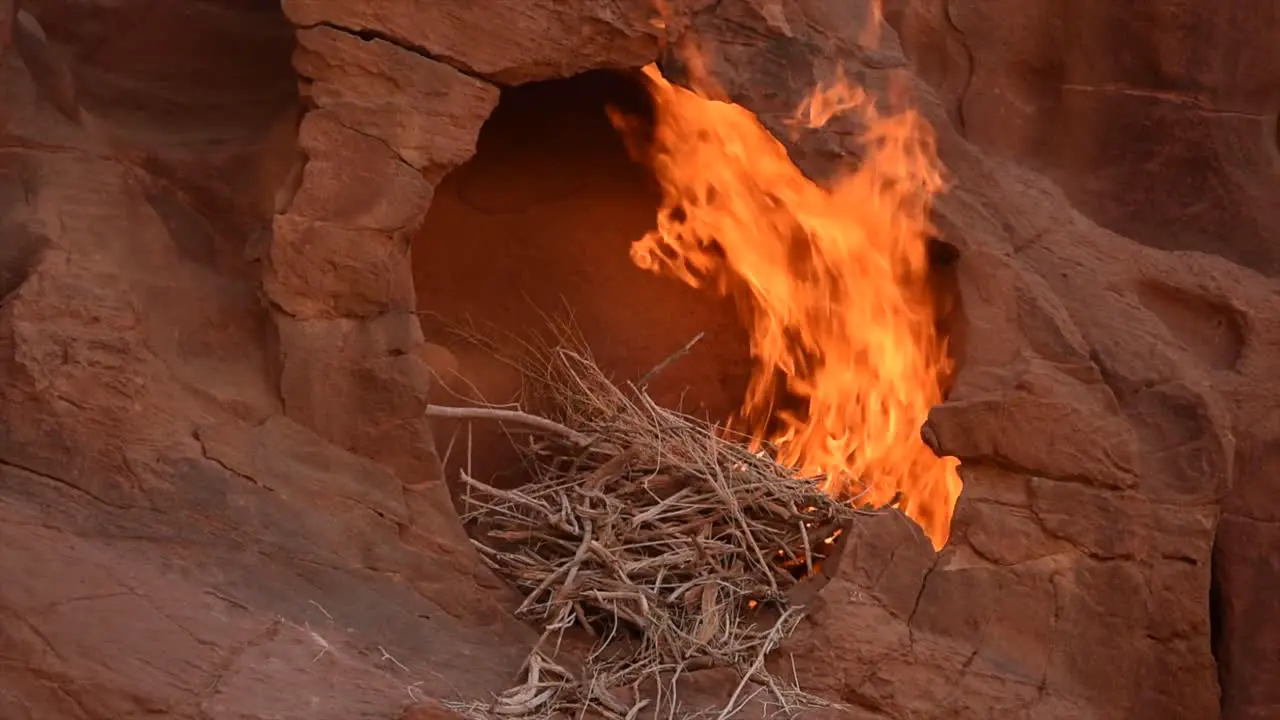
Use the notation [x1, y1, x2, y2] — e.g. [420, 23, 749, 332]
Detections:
[0, 1, 1276, 719]
[0, 3, 532, 719]
[885, 0, 1280, 276]
[884, 3, 1280, 716]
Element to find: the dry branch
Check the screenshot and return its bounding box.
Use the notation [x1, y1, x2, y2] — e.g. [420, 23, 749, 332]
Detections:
[425, 404, 589, 445]
[441, 320, 853, 720]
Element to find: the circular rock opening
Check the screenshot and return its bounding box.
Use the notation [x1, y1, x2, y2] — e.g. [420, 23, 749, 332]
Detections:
[413, 66, 964, 550]
[413, 69, 752, 492]
[407, 67, 968, 716]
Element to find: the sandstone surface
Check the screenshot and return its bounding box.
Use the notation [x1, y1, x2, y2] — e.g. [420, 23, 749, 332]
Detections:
[887, 0, 1280, 276]
[0, 1, 1276, 719]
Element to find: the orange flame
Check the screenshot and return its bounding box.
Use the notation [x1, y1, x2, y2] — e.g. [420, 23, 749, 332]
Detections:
[614, 63, 962, 549]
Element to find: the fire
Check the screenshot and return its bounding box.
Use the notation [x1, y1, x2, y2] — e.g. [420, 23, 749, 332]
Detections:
[611, 63, 962, 549]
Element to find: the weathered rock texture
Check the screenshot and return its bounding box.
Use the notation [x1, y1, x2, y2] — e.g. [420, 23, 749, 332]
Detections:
[884, 3, 1280, 716]
[0, 0, 1276, 719]
[885, 0, 1280, 276]
[0, 3, 532, 719]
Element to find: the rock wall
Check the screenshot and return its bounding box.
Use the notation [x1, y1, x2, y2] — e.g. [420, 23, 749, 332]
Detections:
[0, 3, 534, 719]
[886, 0, 1280, 276]
[0, 0, 1277, 718]
[271, 0, 1280, 716]
[886, 3, 1280, 716]
[267, 0, 1280, 715]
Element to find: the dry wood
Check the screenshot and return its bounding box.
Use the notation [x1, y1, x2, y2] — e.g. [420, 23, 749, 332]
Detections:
[425, 404, 589, 445]
[442, 320, 854, 720]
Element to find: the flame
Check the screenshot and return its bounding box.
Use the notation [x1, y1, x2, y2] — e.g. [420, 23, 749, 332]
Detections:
[612, 63, 962, 549]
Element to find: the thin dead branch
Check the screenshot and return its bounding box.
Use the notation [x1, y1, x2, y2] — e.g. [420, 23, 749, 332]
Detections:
[426, 404, 590, 445]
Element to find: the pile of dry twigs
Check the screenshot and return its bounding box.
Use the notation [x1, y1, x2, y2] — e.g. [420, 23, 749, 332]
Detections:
[430, 323, 856, 720]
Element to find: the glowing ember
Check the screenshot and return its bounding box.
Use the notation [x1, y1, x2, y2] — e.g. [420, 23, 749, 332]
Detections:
[610, 63, 962, 549]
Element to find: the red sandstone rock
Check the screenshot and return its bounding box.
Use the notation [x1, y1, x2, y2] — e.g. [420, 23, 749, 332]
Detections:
[0, 0, 1276, 719]
[280, 0, 664, 85]
[0, 0, 12, 67]
[886, 0, 1280, 277]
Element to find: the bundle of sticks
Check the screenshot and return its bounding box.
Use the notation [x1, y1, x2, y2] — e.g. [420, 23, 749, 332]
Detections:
[431, 324, 856, 719]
